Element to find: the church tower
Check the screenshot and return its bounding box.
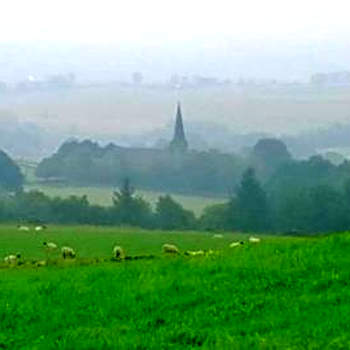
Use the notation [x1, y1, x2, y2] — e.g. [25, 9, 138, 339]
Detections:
[169, 102, 188, 153]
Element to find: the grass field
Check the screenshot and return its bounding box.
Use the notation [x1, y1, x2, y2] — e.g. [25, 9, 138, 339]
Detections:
[25, 184, 226, 216]
[1, 226, 350, 349]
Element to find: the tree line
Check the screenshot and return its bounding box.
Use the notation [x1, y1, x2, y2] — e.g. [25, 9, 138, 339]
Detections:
[35, 139, 245, 195]
[0, 180, 196, 230]
[0, 170, 350, 234]
[2, 138, 350, 233]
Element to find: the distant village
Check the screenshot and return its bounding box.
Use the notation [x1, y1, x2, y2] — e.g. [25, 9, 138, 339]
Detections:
[0, 70, 349, 94]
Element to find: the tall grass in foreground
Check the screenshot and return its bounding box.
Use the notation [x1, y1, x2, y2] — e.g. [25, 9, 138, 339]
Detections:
[0, 227, 350, 349]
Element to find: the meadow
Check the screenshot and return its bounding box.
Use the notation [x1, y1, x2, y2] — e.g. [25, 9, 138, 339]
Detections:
[1, 225, 350, 349]
[25, 184, 226, 216]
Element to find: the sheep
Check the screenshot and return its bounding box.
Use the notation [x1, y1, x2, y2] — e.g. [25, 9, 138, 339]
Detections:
[43, 242, 58, 251]
[17, 225, 30, 231]
[229, 241, 244, 248]
[61, 246, 76, 259]
[249, 236, 261, 243]
[162, 243, 180, 254]
[4, 253, 21, 264]
[36, 260, 47, 267]
[184, 250, 205, 257]
[35, 225, 47, 231]
[113, 245, 125, 260]
[213, 234, 224, 239]
[206, 249, 221, 256]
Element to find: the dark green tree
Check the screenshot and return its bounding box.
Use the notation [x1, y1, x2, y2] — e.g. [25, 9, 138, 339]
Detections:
[112, 178, 152, 227]
[274, 189, 311, 233]
[234, 168, 270, 232]
[155, 195, 196, 230]
[307, 185, 346, 232]
[199, 203, 230, 231]
[51, 195, 90, 224]
[251, 138, 292, 181]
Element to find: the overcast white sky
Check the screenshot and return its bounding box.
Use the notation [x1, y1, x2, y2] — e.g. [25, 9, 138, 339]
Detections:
[0, 0, 349, 44]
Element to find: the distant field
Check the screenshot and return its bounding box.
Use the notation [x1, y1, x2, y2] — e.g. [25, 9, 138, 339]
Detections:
[25, 184, 226, 216]
[0, 226, 350, 349]
[5, 84, 350, 139]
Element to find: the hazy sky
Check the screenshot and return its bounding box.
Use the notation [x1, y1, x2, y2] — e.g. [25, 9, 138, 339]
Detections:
[0, 0, 349, 156]
[1, 0, 349, 44]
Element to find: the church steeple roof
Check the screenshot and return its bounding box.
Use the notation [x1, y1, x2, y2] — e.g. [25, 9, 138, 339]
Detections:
[169, 102, 188, 153]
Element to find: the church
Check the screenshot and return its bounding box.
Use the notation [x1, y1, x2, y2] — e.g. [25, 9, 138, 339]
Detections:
[110, 102, 189, 169]
[169, 102, 188, 153]
[36, 103, 190, 182]
[35, 101, 237, 194]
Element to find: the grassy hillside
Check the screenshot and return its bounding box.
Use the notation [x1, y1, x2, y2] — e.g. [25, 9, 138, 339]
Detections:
[1, 226, 350, 349]
[25, 184, 226, 216]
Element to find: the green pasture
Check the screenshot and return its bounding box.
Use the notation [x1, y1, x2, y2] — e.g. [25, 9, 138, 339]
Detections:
[0, 225, 243, 261]
[25, 184, 226, 216]
[1, 226, 350, 349]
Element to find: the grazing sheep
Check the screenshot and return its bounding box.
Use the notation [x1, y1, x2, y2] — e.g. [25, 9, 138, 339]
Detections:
[229, 241, 244, 248]
[162, 243, 180, 254]
[4, 253, 21, 264]
[113, 245, 125, 260]
[36, 260, 47, 267]
[249, 236, 261, 243]
[184, 250, 205, 257]
[17, 225, 29, 231]
[213, 234, 224, 239]
[43, 242, 58, 251]
[35, 225, 47, 231]
[206, 249, 221, 256]
[61, 246, 76, 259]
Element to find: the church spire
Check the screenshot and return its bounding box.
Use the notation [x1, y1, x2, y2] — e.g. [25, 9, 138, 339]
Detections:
[169, 102, 188, 153]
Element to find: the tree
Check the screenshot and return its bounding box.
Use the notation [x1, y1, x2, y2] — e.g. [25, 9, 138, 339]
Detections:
[51, 195, 90, 224]
[274, 189, 311, 233]
[308, 185, 346, 232]
[112, 178, 152, 227]
[253, 138, 291, 165]
[155, 195, 196, 230]
[0, 150, 23, 192]
[235, 168, 270, 232]
[251, 138, 292, 180]
[199, 203, 230, 231]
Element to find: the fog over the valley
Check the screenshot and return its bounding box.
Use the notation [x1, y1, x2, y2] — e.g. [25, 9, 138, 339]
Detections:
[0, 0, 349, 159]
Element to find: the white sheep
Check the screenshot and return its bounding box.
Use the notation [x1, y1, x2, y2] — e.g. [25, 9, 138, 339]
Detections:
[162, 243, 180, 254]
[229, 241, 244, 248]
[213, 234, 224, 239]
[185, 250, 205, 256]
[206, 249, 222, 256]
[4, 253, 21, 264]
[36, 260, 47, 267]
[35, 225, 47, 231]
[43, 242, 58, 251]
[113, 245, 125, 260]
[249, 236, 261, 243]
[17, 225, 29, 231]
[61, 246, 76, 259]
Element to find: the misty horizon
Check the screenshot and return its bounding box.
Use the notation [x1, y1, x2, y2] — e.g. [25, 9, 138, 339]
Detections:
[0, 0, 349, 160]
